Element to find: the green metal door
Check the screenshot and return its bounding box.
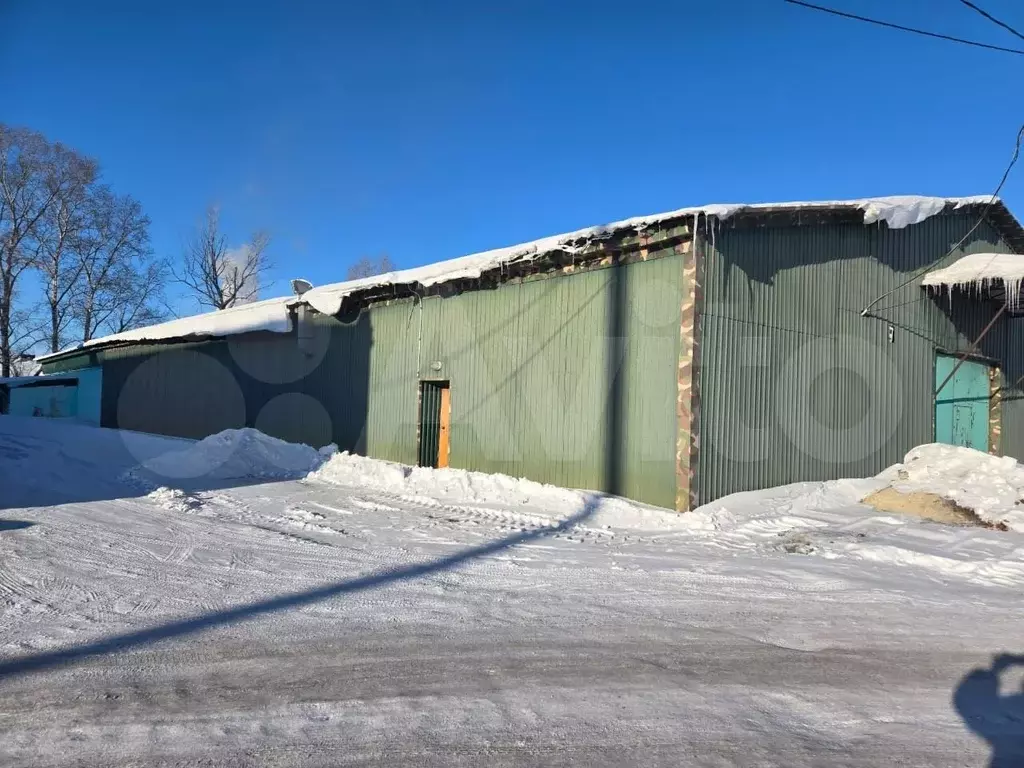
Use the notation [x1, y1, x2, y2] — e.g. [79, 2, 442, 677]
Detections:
[418, 381, 447, 467]
[935, 354, 990, 451]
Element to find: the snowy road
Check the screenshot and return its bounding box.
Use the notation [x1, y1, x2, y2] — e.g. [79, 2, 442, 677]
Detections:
[1, 418, 1022, 766]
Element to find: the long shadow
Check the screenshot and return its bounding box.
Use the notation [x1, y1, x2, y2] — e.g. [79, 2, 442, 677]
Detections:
[953, 653, 1024, 767]
[0, 520, 34, 531]
[0, 494, 601, 681]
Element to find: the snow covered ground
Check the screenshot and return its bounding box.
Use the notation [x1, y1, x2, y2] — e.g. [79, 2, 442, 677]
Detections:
[1, 418, 1023, 766]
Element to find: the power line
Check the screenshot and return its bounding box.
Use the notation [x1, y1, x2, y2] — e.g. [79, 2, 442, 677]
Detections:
[783, 0, 1024, 55]
[958, 0, 1024, 44]
[861, 122, 1024, 317]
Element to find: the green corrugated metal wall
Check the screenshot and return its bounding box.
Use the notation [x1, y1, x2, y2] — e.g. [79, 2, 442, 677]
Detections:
[363, 253, 684, 508]
[60, 311, 373, 452]
[697, 212, 1017, 505]
[47, 251, 685, 509]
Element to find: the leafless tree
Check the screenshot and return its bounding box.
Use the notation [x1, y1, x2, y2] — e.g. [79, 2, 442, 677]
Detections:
[35, 159, 97, 352]
[89, 257, 170, 338]
[346, 254, 395, 281]
[175, 206, 271, 310]
[74, 187, 155, 343]
[0, 125, 94, 375]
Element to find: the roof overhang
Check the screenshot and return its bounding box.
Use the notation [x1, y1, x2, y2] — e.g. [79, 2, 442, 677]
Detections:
[922, 251, 1024, 309]
[39, 195, 1024, 364]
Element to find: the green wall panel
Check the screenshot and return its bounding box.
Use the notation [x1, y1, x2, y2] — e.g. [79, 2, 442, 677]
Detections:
[364, 254, 684, 508]
[698, 212, 1015, 505]
[54, 251, 686, 509]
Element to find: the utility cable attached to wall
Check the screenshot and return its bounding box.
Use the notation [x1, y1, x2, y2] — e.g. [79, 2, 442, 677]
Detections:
[860, 122, 1024, 318]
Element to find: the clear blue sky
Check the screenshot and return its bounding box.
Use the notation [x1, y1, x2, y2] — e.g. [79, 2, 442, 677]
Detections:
[2, 0, 1022, 310]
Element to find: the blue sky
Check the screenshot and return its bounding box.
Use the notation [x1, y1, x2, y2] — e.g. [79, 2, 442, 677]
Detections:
[2, 0, 1022, 312]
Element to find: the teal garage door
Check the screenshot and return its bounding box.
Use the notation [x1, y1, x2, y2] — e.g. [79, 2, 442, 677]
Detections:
[935, 354, 991, 452]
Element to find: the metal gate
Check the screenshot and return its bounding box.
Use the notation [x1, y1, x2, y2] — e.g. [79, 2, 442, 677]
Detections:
[418, 380, 450, 468]
[935, 354, 990, 452]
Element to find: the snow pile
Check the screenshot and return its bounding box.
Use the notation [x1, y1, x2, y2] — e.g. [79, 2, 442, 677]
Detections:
[41, 195, 998, 358]
[876, 443, 1024, 531]
[308, 450, 692, 532]
[129, 428, 324, 483]
[922, 252, 1024, 309]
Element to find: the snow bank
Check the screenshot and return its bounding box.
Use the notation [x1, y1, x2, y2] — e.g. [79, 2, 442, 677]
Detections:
[922, 252, 1024, 309]
[130, 428, 324, 482]
[308, 450, 692, 532]
[690, 444, 1024, 534]
[41, 195, 997, 358]
[876, 443, 1024, 531]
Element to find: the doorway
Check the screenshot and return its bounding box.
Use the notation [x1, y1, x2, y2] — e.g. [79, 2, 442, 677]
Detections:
[418, 380, 451, 468]
[935, 353, 991, 452]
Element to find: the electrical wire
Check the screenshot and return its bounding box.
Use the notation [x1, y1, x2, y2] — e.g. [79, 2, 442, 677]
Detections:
[783, 0, 1024, 55]
[958, 0, 1024, 44]
[861, 122, 1024, 317]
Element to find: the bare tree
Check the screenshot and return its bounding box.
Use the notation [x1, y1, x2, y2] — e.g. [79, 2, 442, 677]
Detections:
[90, 257, 170, 338]
[346, 254, 395, 281]
[35, 158, 97, 352]
[0, 125, 93, 375]
[74, 187, 154, 343]
[175, 206, 271, 310]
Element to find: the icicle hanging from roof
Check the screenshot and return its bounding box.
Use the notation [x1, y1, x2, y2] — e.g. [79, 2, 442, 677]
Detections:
[921, 252, 1024, 310]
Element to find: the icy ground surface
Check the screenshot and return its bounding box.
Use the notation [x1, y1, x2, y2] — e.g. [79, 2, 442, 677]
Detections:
[1, 418, 1023, 766]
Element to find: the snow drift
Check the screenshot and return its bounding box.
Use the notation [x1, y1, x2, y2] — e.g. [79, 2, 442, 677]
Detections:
[692, 443, 1024, 533]
[873, 443, 1024, 532]
[128, 428, 325, 483]
[308, 450, 692, 532]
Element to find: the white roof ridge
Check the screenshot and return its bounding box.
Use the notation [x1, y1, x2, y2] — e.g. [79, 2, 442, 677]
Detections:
[40, 195, 1001, 360]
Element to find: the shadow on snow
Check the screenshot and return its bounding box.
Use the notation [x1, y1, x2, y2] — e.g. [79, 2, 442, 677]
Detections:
[954, 654, 1024, 768]
[0, 495, 600, 681]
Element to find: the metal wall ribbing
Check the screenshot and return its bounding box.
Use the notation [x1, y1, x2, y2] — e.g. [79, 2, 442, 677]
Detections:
[48, 249, 686, 509]
[363, 252, 684, 508]
[697, 213, 1015, 505]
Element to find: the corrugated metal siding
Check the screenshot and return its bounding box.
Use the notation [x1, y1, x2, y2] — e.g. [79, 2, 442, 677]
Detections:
[698, 213, 1014, 505]
[999, 315, 1024, 460]
[365, 253, 684, 508]
[96, 312, 372, 449]
[78, 251, 684, 508]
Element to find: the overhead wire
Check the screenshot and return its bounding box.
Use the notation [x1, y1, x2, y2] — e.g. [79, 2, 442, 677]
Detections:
[783, 0, 1024, 55]
[957, 0, 1024, 44]
[861, 123, 1024, 317]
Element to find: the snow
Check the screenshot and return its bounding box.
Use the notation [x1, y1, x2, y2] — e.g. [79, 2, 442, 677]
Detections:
[922, 251, 1024, 308]
[298, 195, 995, 316]
[9, 357, 41, 377]
[310, 450, 692, 532]
[3, 422, 1024, 765]
[38, 294, 294, 358]
[40, 195, 1000, 359]
[126, 427, 324, 484]
[876, 443, 1024, 532]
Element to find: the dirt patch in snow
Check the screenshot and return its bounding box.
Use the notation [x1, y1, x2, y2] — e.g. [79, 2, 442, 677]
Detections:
[863, 487, 1009, 530]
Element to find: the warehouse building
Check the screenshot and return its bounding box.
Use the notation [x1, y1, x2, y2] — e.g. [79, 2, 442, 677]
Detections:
[37, 195, 1024, 510]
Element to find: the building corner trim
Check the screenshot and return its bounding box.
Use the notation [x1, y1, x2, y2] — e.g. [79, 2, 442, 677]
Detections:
[675, 223, 705, 511]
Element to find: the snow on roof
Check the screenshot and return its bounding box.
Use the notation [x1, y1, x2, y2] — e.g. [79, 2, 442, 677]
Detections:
[9, 357, 41, 377]
[298, 195, 997, 316]
[922, 252, 1024, 308]
[40, 296, 294, 359]
[39, 195, 1002, 360]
